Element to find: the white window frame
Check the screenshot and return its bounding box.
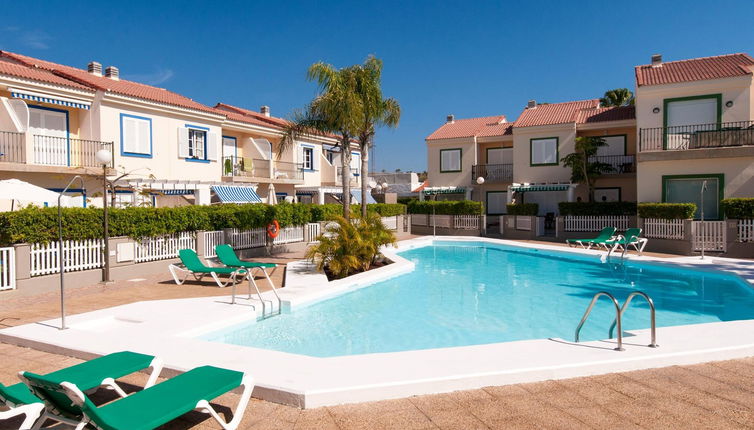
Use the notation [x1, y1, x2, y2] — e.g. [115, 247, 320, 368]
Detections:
[120, 114, 152, 157]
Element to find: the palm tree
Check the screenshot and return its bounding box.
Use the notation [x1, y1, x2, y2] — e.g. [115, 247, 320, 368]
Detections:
[560, 136, 613, 202]
[352, 56, 401, 218]
[600, 88, 634, 107]
[279, 62, 362, 219]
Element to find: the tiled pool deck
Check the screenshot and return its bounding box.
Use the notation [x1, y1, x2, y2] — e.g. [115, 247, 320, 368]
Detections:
[1, 243, 752, 429]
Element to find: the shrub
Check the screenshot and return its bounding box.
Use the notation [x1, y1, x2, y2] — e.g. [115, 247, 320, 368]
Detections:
[721, 198, 754, 219]
[558, 201, 637, 216]
[397, 197, 418, 205]
[506, 203, 539, 216]
[356, 203, 406, 217]
[638, 203, 696, 219]
[407, 200, 483, 215]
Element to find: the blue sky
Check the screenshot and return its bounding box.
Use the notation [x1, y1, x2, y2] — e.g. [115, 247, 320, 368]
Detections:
[2, 1, 753, 172]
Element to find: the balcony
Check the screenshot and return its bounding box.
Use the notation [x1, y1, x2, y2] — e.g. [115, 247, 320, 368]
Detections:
[336, 166, 359, 186]
[0, 131, 113, 169]
[471, 164, 513, 183]
[640, 121, 754, 152]
[587, 154, 635, 174]
[222, 156, 303, 182]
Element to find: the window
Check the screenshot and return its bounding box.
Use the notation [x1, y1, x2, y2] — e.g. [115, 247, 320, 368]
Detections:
[486, 191, 507, 215]
[594, 187, 621, 202]
[486, 147, 512, 164]
[302, 147, 314, 170]
[663, 174, 723, 219]
[120, 114, 152, 158]
[325, 149, 336, 164]
[530, 137, 558, 166]
[440, 148, 462, 172]
[595, 135, 626, 156]
[188, 128, 206, 159]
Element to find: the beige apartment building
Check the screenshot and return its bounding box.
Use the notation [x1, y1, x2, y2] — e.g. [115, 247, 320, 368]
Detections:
[0, 50, 361, 209]
[425, 52, 754, 219]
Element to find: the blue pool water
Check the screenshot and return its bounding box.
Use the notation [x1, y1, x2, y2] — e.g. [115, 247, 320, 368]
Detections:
[204, 241, 754, 357]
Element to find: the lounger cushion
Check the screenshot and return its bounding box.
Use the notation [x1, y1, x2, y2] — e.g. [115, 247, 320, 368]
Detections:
[90, 366, 243, 430]
[0, 382, 39, 406]
[179, 249, 246, 274]
[215, 244, 277, 269]
[43, 351, 155, 390]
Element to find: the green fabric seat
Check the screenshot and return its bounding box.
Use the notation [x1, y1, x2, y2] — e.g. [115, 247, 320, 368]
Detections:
[566, 227, 617, 248]
[0, 382, 39, 406]
[215, 244, 276, 269]
[44, 351, 155, 391]
[23, 365, 252, 430]
[608, 228, 642, 245]
[179, 249, 244, 275]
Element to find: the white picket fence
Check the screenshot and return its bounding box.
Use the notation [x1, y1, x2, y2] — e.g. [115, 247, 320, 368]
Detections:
[274, 226, 305, 244]
[202, 230, 225, 258]
[738, 219, 754, 242]
[516, 216, 532, 231]
[453, 215, 481, 230]
[381, 216, 398, 230]
[30, 239, 103, 277]
[643, 218, 685, 239]
[409, 214, 480, 230]
[564, 216, 630, 232]
[135, 232, 196, 263]
[0, 247, 15, 291]
[692, 221, 727, 252]
[228, 228, 267, 250]
[306, 223, 321, 242]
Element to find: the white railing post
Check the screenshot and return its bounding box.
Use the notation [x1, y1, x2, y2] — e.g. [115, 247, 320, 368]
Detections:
[0, 247, 15, 291]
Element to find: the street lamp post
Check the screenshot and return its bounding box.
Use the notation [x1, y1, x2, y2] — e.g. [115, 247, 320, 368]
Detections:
[96, 149, 113, 283]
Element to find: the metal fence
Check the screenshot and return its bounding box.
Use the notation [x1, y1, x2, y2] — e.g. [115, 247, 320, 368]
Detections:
[639, 120, 754, 152]
[587, 155, 635, 174]
[32, 135, 114, 167]
[471, 164, 513, 183]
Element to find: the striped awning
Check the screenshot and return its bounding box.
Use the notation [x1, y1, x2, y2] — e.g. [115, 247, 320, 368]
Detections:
[10, 88, 91, 110]
[151, 189, 194, 196]
[211, 185, 262, 203]
[422, 186, 465, 195]
[510, 184, 571, 192]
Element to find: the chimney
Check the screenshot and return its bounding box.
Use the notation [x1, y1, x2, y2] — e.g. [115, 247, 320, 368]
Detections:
[651, 54, 663, 67]
[446, 114, 454, 124]
[87, 61, 102, 76]
[527, 100, 537, 109]
[105, 66, 120, 80]
[260, 105, 270, 117]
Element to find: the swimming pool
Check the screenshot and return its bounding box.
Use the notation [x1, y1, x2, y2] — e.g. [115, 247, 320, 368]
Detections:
[204, 241, 754, 357]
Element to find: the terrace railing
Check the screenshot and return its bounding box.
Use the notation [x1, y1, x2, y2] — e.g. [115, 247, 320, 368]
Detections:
[33, 135, 114, 167]
[639, 120, 754, 152]
[274, 161, 304, 181]
[0, 131, 25, 163]
[587, 155, 635, 174]
[222, 156, 271, 178]
[471, 163, 513, 183]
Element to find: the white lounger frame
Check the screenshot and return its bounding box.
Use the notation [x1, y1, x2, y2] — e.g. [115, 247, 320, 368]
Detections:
[18, 356, 163, 430]
[60, 373, 254, 430]
[0, 401, 45, 430]
[168, 264, 247, 288]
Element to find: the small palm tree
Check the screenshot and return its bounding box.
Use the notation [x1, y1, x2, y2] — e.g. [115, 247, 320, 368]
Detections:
[561, 136, 613, 202]
[279, 62, 362, 220]
[600, 88, 634, 107]
[352, 56, 401, 217]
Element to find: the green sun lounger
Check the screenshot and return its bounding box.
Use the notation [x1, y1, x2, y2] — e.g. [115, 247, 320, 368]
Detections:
[566, 227, 617, 250]
[169, 249, 248, 288]
[215, 244, 281, 310]
[21, 365, 254, 430]
[5, 351, 161, 429]
[607, 228, 648, 255]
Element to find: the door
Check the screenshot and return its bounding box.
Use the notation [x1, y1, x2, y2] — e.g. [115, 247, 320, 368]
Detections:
[485, 148, 512, 180]
[664, 176, 720, 219]
[29, 107, 68, 165]
[486, 191, 507, 215]
[222, 136, 236, 175]
[665, 96, 719, 150]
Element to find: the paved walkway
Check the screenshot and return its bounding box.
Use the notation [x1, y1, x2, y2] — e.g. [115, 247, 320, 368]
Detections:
[0, 243, 752, 429]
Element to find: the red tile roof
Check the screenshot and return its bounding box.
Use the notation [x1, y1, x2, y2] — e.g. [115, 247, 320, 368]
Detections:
[214, 103, 289, 128]
[0, 58, 92, 91]
[426, 115, 508, 140]
[513, 99, 600, 128]
[635, 53, 754, 87]
[0, 51, 218, 114]
[575, 106, 636, 124]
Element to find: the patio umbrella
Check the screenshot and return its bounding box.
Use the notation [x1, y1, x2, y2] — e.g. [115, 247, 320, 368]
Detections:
[267, 183, 277, 205]
[0, 178, 73, 209]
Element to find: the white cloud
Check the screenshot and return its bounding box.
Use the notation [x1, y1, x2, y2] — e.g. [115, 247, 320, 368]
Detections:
[19, 29, 52, 50]
[125, 68, 175, 85]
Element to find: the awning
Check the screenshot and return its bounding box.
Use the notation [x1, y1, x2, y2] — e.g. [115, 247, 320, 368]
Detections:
[350, 190, 377, 204]
[422, 186, 465, 195]
[10, 88, 91, 110]
[150, 189, 194, 196]
[211, 185, 263, 203]
[510, 183, 572, 192]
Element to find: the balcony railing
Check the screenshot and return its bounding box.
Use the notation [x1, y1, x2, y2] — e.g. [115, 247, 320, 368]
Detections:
[33, 135, 113, 167]
[222, 156, 270, 178]
[0, 131, 25, 163]
[273, 160, 304, 181]
[587, 154, 635, 174]
[640, 120, 754, 152]
[472, 163, 513, 183]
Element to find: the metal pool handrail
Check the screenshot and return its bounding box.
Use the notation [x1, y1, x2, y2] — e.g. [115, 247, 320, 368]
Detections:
[574, 291, 624, 351]
[609, 291, 658, 348]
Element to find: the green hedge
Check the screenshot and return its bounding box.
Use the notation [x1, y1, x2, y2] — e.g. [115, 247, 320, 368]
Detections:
[406, 200, 483, 215]
[506, 203, 539, 216]
[0, 202, 407, 245]
[721, 198, 754, 219]
[558, 202, 637, 216]
[637, 203, 696, 219]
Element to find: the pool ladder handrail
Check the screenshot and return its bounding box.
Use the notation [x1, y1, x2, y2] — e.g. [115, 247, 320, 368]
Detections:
[231, 267, 282, 319]
[575, 291, 624, 351]
[605, 234, 631, 261]
[609, 291, 658, 348]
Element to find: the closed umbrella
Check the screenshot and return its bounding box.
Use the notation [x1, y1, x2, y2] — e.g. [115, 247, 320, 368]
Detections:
[267, 183, 277, 205]
[0, 178, 74, 209]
